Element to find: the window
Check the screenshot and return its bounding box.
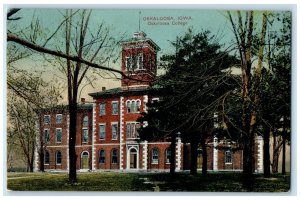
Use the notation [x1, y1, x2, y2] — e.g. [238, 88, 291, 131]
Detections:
[112, 102, 118, 115]
[56, 151, 62, 165]
[126, 56, 132, 70]
[126, 123, 131, 138]
[56, 128, 62, 143]
[99, 103, 106, 116]
[82, 128, 89, 143]
[56, 114, 62, 124]
[111, 124, 118, 140]
[99, 124, 106, 140]
[225, 149, 232, 163]
[137, 54, 143, 70]
[166, 149, 171, 164]
[126, 122, 140, 139]
[44, 115, 51, 124]
[45, 151, 50, 164]
[152, 148, 159, 164]
[135, 123, 140, 138]
[82, 116, 88, 126]
[44, 129, 50, 143]
[126, 101, 131, 113]
[111, 149, 118, 163]
[126, 55, 143, 71]
[131, 101, 136, 113]
[126, 100, 141, 113]
[136, 100, 141, 112]
[99, 150, 105, 163]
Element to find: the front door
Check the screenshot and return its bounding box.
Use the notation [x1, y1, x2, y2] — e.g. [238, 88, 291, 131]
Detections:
[130, 148, 137, 169]
[81, 152, 89, 169]
[197, 149, 203, 169]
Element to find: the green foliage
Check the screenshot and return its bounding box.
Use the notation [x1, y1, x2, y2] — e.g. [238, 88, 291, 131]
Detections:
[7, 172, 290, 192]
[138, 29, 239, 142]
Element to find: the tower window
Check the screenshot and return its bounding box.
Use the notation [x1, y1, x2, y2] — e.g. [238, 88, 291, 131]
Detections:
[126, 54, 144, 71]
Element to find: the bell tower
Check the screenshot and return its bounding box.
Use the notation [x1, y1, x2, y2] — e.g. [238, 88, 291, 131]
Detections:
[120, 31, 160, 90]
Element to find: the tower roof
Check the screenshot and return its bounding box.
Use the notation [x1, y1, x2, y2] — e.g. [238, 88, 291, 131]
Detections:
[120, 31, 161, 51]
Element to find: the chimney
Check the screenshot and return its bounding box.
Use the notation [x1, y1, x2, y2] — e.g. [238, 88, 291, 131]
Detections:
[81, 98, 85, 104]
[102, 87, 106, 91]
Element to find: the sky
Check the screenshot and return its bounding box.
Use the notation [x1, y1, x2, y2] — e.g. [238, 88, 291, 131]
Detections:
[7, 7, 290, 102]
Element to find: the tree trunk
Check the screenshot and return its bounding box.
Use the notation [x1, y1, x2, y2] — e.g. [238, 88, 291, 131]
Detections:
[282, 135, 286, 175]
[200, 137, 207, 176]
[38, 116, 45, 172]
[263, 128, 271, 177]
[68, 101, 78, 183]
[281, 115, 288, 175]
[169, 132, 176, 175]
[190, 140, 198, 175]
[271, 136, 280, 173]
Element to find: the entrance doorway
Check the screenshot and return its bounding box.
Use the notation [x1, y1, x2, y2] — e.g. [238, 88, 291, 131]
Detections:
[81, 151, 89, 169]
[197, 149, 203, 169]
[130, 148, 137, 169]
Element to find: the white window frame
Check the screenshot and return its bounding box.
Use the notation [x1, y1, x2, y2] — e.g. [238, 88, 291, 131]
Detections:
[111, 149, 118, 164]
[99, 102, 106, 116]
[126, 122, 140, 139]
[82, 128, 89, 143]
[151, 148, 159, 164]
[44, 115, 51, 124]
[225, 149, 233, 164]
[166, 148, 171, 164]
[44, 150, 50, 165]
[131, 101, 136, 113]
[112, 101, 119, 115]
[56, 114, 62, 124]
[99, 149, 105, 164]
[111, 123, 118, 140]
[44, 129, 50, 144]
[99, 123, 106, 140]
[137, 54, 144, 70]
[55, 128, 62, 143]
[82, 115, 89, 127]
[136, 100, 141, 112]
[126, 100, 141, 113]
[126, 56, 133, 71]
[126, 100, 131, 113]
[56, 151, 62, 165]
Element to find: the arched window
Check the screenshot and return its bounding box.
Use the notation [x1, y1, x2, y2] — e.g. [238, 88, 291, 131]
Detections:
[45, 151, 50, 164]
[83, 116, 88, 126]
[56, 151, 62, 165]
[131, 101, 136, 113]
[165, 148, 171, 164]
[99, 149, 105, 163]
[136, 100, 141, 112]
[152, 148, 159, 164]
[111, 149, 118, 164]
[126, 101, 131, 113]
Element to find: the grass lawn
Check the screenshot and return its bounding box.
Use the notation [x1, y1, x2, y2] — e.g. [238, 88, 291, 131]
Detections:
[7, 171, 290, 192]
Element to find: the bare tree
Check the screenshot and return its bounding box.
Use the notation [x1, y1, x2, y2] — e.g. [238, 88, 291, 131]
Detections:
[227, 11, 268, 189]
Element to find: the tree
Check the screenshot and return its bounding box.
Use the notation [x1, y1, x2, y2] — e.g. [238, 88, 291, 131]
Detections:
[227, 11, 270, 189]
[7, 69, 61, 172]
[138, 29, 238, 175]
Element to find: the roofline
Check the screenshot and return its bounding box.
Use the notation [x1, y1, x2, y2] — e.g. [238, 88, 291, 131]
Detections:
[88, 87, 161, 99]
[120, 38, 161, 51]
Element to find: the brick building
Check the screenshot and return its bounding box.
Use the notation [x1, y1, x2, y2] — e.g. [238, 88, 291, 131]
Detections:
[35, 31, 263, 172]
